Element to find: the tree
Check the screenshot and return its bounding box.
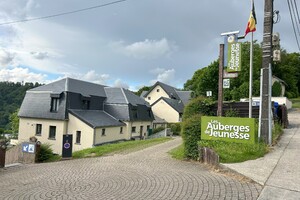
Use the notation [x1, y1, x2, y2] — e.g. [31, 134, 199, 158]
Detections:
[135, 86, 150, 97]
[272, 82, 282, 97]
[9, 109, 19, 134]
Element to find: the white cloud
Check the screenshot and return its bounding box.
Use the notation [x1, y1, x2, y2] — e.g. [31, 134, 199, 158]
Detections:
[0, 49, 15, 67]
[150, 68, 175, 85]
[0, 67, 47, 83]
[111, 38, 177, 59]
[58, 70, 110, 85]
[113, 79, 129, 89]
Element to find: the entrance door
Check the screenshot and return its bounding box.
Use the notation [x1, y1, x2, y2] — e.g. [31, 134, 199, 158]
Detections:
[140, 126, 143, 139]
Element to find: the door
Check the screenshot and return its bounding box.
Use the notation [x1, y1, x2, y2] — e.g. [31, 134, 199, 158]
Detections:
[62, 134, 73, 158]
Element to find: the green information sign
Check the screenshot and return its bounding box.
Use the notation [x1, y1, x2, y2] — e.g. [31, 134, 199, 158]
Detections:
[201, 116, 255, 144]
[227, 42, 242, 72]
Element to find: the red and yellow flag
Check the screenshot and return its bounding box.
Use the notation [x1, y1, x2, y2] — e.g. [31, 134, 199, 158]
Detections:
[245, 2, 257, 36]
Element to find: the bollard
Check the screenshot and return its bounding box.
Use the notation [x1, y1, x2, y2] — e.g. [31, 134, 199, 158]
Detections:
[0, 141, 6, 168]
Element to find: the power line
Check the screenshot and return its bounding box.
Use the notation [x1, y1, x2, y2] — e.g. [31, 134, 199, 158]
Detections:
[287, 0, 300, 51]
[294, 0, 300, 24]
[0, 0, 127, 26]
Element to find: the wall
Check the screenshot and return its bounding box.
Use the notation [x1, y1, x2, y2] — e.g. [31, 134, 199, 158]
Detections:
[124, 121, 152, 139]
[144, 85, 169, 105]
[151, 99, 180, 123]
[94, 126, 127, 145]
[67, 113, 95, 152]
[18, 118, 67, 154]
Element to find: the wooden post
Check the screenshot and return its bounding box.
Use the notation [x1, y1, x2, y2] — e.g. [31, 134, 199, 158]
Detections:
[217, 44, 224, 117]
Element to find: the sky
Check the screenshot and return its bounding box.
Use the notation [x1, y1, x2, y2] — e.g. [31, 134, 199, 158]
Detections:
[0, 0, 298, 91]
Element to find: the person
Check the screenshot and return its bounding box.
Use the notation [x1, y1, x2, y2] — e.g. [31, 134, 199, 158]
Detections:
[277, 105, 283, 125]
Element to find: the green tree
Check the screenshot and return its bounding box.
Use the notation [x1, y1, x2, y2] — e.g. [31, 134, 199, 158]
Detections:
[9, 108, 19, 134]
[135, 86, 150, 97]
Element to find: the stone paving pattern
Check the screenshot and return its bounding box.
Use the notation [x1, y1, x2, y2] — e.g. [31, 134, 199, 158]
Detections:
[0, 137, 262, 199]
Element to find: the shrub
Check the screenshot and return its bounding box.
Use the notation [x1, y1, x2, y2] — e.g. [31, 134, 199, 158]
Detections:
[36, 143, 60, 162]
[152, 126, 165, 134]
[183, 97, 215, 120]
[181, 114, 202, 160]
[224, 108, 239, 117]
[169, 123, 181, 135]
[272, 81, 282, 97]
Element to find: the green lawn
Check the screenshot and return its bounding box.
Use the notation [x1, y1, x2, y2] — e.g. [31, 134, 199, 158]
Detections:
[291, 98, 300, 109]
[73, 137, 172, 159]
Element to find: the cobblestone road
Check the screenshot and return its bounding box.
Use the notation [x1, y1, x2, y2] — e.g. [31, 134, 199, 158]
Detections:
[0, 137, 262, 199]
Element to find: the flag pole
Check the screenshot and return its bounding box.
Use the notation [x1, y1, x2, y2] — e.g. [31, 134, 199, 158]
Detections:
[249, 0, 254, 118]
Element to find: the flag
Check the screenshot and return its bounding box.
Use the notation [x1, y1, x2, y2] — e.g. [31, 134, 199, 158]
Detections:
[245, 2, 257, 36]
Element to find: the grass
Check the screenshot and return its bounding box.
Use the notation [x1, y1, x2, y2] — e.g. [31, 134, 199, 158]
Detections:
[169, 122, 283, 163]
[168, 144, 185, 160]
[291, 97, 300, 109]
[72, 137, 172, 159]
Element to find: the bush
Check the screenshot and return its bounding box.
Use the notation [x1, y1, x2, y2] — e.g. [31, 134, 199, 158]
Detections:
[169, 123, 181, 135]
[272, 81, 282, 97]
[181, 114, 202, 160]
[36, 143, 60, 162]
[183, 97, 215, 120]
[152, 126, 165, 134]
[224, 108, 239, 117]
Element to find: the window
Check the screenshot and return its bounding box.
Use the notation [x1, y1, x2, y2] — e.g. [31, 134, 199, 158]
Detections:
[76, 131, 81, 144]
[131, 126, 136, 133]
[147, 125, 150, 131]
[49, 126, 56, 139]
[120, 127, 123, 134]
[50, 98, 59, 112]
[101, 128, 106, 136]
[36, 124, 42, 135]
[157, 89, 160, 92]
[82, 100, 90, 110]
[148, 96, 151, 100]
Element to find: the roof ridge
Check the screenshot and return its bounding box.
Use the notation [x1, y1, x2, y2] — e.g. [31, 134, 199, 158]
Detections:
[120, 88, 129, 104]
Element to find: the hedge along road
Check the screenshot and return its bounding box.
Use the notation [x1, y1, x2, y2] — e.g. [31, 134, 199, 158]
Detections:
[0, 137, 262, 199]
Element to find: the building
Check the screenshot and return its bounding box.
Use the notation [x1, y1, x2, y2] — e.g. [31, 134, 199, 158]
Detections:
[18, 78, 154, 154]
[141, 81, 192, 123]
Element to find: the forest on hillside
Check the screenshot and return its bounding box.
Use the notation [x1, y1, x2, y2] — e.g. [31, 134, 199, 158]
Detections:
[0, 82, 41, 130]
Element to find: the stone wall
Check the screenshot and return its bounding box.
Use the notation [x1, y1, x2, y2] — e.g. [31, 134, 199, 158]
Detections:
[5, 143, 37, 165]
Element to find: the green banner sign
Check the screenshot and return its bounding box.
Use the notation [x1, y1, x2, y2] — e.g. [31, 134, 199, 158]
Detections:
[201, 116, 255, 144]
[227, 42, 242, 72]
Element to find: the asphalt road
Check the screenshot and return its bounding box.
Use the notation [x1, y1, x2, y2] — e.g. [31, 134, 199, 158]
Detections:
[0, 137, 262, 200]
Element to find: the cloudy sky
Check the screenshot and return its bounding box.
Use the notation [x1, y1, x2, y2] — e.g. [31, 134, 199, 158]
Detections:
[0, 0, 297, 90]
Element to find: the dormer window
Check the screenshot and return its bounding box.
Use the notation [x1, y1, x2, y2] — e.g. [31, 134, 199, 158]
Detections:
[82, 100, 90, 110]
[50, 98, 59, 112]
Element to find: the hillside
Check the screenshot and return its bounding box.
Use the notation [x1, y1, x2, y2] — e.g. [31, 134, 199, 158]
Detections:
[0, 82, 41, 130]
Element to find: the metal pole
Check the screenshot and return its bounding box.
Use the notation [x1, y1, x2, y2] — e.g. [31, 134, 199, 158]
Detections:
[268, 64, 272, 145]
[249, 0, 254, 118]
[217, 44, 224, 117]
[258, 68, 263, 140]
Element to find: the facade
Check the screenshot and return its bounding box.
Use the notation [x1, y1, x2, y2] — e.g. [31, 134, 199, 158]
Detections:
[18, 78, 154, 154]
[141, 81, 192, 123]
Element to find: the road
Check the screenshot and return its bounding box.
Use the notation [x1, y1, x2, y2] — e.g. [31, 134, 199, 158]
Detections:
[0, 137, 261, 200]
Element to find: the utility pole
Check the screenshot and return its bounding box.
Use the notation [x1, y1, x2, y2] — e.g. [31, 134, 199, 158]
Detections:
[260, 0, 273, 144]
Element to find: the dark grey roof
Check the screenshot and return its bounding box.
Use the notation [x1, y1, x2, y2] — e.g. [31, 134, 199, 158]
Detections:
[30, 78, 107, 97]
[152, 97, 184, 113]
[105, 87, 149, 106]
[18, 91, 67, 120]
[104, 104, 130, 121]
[140, 91, 148, 98]
[69, 109, 125, 128]
[143, 81, 180, 100]
[153, 115, 168, 124]
[176, 91, 192, 105]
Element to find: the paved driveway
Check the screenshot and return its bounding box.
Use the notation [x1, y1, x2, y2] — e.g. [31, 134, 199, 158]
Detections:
[0, 137, 261, 199]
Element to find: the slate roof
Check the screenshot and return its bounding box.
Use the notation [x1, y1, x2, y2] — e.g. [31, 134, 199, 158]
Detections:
[176, 91, 192, 105]
[105, 87, 149, 106]
[153, 115, 168, 124]
[152, 97, 184, 113]
[69, 109, 125, 128]
[142, 81, 180, 100]
[30, 78, 107, 97]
